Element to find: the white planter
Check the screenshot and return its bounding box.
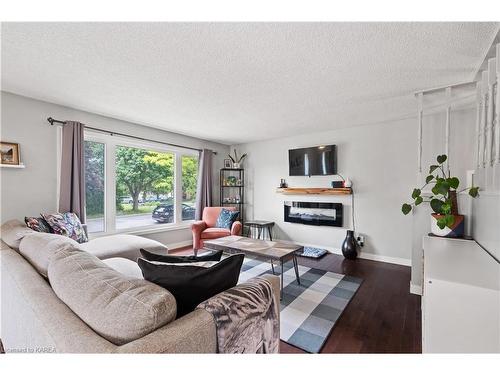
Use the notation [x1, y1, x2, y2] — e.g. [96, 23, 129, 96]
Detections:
[232, 163, 240, 169]
[430, 214, 465, 238]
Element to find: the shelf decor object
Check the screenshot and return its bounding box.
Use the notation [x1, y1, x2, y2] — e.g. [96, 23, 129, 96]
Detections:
[341, 230, 358, 260]
[402, 154, 479, 238]
[0, 141, 21, 166]
[220, 168, 244, 222]
[227, 149, 247, 169]
[276, 187, 352, 195]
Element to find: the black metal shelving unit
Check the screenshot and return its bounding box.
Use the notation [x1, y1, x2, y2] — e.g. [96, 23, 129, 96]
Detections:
[219, 168, 244, 223]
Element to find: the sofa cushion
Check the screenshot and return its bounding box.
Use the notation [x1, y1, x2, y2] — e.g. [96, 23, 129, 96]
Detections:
[19, 232, 79, 277]
[103, 257, 143, 279]
[201, 227, 231, 239]
[138, 254, 244, 317]
[48, 244, 176, 345]
[79, 234, 167, 261]
[0, 219, 35, 250]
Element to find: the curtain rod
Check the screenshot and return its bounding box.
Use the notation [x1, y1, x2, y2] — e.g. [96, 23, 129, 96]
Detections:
[46, 117, 217, 155]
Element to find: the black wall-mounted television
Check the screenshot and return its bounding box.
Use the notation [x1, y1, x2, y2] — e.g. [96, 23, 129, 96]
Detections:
[288, 145, 337, 176]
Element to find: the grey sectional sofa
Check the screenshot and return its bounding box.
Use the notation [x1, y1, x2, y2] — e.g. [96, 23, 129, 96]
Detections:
[0, 220, 280, 353]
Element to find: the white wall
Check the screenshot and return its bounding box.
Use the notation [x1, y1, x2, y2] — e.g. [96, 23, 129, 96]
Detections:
[233, 118, 417, 265]
[0, 91, 230, 248]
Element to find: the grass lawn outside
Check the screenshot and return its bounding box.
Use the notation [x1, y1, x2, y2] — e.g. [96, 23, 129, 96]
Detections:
[87, 200, 195, 218]
[117, 203, 157, 216]
[86, 203, 157, 219]
[86, 213, 105, 219]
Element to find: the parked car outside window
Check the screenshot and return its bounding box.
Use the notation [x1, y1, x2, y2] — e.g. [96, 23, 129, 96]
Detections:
[152, 203, 195, 223]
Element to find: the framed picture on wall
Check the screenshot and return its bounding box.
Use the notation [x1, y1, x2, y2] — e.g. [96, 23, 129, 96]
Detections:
[0, 142, 20, 165]
[224, 159, 232, 169]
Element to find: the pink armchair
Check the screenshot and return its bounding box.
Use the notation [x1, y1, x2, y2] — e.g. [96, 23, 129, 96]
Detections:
[191, 207, 242, 254]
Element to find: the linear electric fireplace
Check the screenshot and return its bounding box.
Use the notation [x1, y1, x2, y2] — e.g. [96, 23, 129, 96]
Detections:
[284, 201, 343, 227]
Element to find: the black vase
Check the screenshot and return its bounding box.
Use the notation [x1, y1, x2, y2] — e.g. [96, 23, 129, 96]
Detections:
[342, 230, 358, 260]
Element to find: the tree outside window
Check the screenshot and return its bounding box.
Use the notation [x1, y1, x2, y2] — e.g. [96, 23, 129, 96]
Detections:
[84, 141, 105, 233]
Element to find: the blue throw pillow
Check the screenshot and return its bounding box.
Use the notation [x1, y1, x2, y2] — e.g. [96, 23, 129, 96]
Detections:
[215, 209, 240, 229]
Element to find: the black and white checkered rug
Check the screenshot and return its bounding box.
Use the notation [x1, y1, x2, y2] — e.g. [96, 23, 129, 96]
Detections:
[238, 257, 362, 353]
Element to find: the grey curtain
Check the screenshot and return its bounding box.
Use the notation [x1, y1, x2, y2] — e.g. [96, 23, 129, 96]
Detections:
[59, 121, 86, 223]
[195, 149, 213, 220]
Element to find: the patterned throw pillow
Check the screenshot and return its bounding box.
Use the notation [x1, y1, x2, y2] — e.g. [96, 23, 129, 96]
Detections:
[41, 212, 88, 243]
[41, 212, 68, 236]
[215, 209, 240, 229]
[25, 216, 52, 233]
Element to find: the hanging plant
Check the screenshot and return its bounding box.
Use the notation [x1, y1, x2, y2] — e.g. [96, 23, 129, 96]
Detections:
[401, 154, 479, 237]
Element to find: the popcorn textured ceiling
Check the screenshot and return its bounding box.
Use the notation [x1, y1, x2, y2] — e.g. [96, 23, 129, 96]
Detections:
[2, 22, 499, 144]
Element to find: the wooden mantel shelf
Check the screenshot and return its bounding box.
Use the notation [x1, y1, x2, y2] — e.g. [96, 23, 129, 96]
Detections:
[276, 187, 352, 195]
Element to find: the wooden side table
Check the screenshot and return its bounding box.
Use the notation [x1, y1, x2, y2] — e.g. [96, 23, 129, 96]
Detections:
[243, 220, 275, 240]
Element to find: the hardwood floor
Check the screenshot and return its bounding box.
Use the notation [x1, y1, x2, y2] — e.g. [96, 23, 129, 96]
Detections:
[171, 246, 422, 354]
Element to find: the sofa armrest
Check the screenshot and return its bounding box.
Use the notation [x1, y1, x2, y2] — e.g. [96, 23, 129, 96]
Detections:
[191, 221, 208, 251]
[117, 308, 216, 353]
[231, 220, 242, 236]
[197, 274, 280, 353]
[117, 275, 280, 354]
[191, 220, 207, 233]
[259, 275, 280, 345]
[258, 274, 280, 319]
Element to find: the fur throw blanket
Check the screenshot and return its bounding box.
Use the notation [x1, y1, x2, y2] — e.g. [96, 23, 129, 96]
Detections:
[197, 276, 279, 353]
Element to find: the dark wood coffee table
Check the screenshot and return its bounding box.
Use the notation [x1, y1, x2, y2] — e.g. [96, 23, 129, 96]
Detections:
[203, 235, 303, 299]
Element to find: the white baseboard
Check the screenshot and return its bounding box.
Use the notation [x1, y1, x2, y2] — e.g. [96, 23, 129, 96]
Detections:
[294, 241, 411, 266]
[166, 240, 193, 251]
[355, 251, 412, 266]
[410, 282, 423, 295]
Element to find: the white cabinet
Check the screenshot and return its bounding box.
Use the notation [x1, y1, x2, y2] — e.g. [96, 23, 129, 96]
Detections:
[422, 236, 500, 353]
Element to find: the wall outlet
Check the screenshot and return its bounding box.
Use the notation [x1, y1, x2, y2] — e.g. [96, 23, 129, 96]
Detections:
[356, 235, 365, 247]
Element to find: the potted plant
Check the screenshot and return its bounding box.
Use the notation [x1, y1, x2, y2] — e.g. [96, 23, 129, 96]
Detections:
[402, 154, 479, 238]
[228, 150, 247, 169]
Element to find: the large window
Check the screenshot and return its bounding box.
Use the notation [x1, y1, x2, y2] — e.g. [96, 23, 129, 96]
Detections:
[83, 132, 198, 235]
